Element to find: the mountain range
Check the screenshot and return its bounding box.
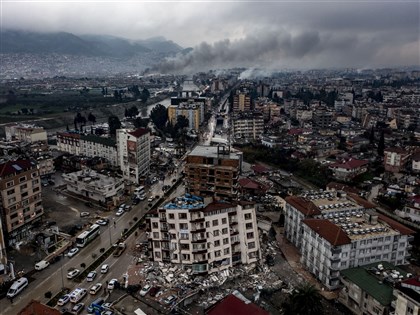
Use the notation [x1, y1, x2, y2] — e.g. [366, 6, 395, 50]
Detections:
[1, 30, 185, 57]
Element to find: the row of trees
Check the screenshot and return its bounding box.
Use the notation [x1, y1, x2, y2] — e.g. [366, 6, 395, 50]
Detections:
[149, 103, 190, 139]
[73, 112, 96, 131]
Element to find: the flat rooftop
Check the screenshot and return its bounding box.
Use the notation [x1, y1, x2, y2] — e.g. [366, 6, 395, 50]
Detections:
[163, 194, 205, 210]
[188, 145, 241, 160]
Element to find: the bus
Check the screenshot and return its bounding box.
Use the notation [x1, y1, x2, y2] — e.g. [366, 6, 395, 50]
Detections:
[76, 224, 100, 247]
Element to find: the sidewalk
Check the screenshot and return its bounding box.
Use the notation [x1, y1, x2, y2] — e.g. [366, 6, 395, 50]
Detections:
[274, 226, 338, 300]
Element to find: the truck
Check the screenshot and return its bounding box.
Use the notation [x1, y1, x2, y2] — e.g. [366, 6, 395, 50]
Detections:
[113, 242, 126, 257]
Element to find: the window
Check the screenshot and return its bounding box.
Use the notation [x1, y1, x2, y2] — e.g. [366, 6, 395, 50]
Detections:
[244, 213, 252, 220]
[153, 232, 159, 238]
[7, 189, 15, 196]
[21, 192, 28, 198]
[212, 219, 218, 226]
[179, 213, 187, 220]
[222, 228, 228, 235]
[8, 197, 16, 204]
[179, 223, 188, 230]
[224, 248, 230, 255]
[19, 176, 26, 183]
[215, 250, 221, 257]
[152, 222, 159, 229]
[155, 252, 161, 258]
[169, 213, 175, 219]
[245, 223, 253, 229]
[180, 244, 190, 250]
[222, 218, 227, 224]
[169, 224, 176, 229]
[6, 181, 14, 188]
[213, 230, 220, 237]
[153, 241, 160, 248]
[223, 238, 229, 245]
[248, 241, 255, 249]
[246, 232, 254, 239]
[206, 221, 210, 228]
[20, 184, 27, 190]
[31, 172, 38, 178]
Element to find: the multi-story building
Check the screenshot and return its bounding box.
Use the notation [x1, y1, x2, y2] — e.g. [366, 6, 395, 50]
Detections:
[313, 108, 334, 129]
[411, 151, 420, 173]
[0, 159, 43, 246]
[285, 191, 414, 290]
[328, 158, 369, 182]
[5, 124, 47, 143]
[393, 279, 420, 315]
[233, 91, 251, 113]
[80, 134, 118, 166]
[232, 111, 264, 142]
[167, 100, 205, 131]
[56, 132, 81, 156]
[147, 194, 261, 275]
[339, 261, 408, 315]
[185, 145, 242, 200]
[62, 169, 124, 205]
[116, 128, 150, 184]
[35, 155, 55, 177]
[384, 147, 411, 173]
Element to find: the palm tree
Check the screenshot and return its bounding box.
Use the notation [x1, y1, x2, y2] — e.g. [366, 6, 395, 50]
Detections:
[282, 283, 323, 315]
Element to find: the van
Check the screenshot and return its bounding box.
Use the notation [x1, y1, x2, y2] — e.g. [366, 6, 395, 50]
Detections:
[87, 297, 104, 313]
[69, 288, 87, 303]
[35, 260, 50, 271]
[7, 277, 28, 298]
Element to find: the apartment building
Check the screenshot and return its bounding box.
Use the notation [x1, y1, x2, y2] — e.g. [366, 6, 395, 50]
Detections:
[185, 145, 242, 200]
[56, 132, 81, 156]
[62, 169, 124, 205]
[80, 134, 118, 166]
[384, 147, 411, 173]
[116, 128, 150, 184]
[167, 100, 205, 131]
[147, 194, 261, 275]
[328, 158, 369, 182]
[35, 155, 55, 177]
[233, 91, 251, 113]
[5, 124, 47, 143]
[393, 279, 420, 315]
[285, 191, 414, 290]
[313, 108, 334, 129]
[232, 111, 264, 141]
[0, 159, 43, 246]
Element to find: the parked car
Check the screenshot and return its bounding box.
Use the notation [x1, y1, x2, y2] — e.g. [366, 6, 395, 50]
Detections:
[67, 269, 80, 279]
[89, 283, 102, 295]
[132, 198, 140, 205]
[116, 209, 124, 216]
[96, 218, 109, 226]
[149, 286, 161, 297]
[107, 279, 118, 290]
[100, 264, 109, 274]
[80, 212, 90, 218]
[86, 271, 97, 282]
[163, 295, 177, 305]
[67, 248, 79, 258]
[57, 294, 70, 306]
[70, 302, 84, 315]
[139, 284, 151, 296]
[147, 196, 155, 202]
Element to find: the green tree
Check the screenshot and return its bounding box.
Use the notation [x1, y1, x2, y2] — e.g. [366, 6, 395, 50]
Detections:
[108, 115, 121, 136]
[175, 115, 189, 131]
[140, 88, 150, 103]
[282, 283, 323, 315]
[88, 112, 96, 125]
[150, 104, 168, 130]
[128, 106, 139, 118]
[377, 130, 385, 156]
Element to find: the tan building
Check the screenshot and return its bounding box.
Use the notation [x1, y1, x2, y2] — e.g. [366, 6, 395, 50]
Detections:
[384, 148, 411, 173]
[5, 124, 47, 143]
[0, 159, 43, 246]
[233, 91, 251, 112]
[185, 145, 242, 200]
[147, 195, 261, 275]
[168, 100, 205, 131]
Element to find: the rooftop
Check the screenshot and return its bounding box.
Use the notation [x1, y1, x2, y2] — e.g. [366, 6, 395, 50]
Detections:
[188, 145, 241, 160]
[128, 128, 149, 138]
[80, 134, 116, 147]
[302, 219, 351, 246]
[205, 293, 269, 315]
[0, 159, 35, 178]
[341, 261, 409, 306]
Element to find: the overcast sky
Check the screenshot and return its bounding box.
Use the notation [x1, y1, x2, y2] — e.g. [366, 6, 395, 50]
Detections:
[2, 0, 419, 70]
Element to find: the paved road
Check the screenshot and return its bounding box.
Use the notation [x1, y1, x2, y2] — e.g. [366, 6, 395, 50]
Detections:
[1, 170, 181, 314]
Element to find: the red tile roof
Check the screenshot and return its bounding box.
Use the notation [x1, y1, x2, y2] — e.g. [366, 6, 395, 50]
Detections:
[18, 300, 61, 315]
[0, 159, 33, 178]
[128, 128, 149, 138]
[347, 193, 377, 209]
[251, 164, 270, 174]
[302, 219, 351, 246]
[285, 196, 321, 216]
[385, 147, 408, 154]
[238, 178, 260, 189]
[377, 214, 415, 235]
[206, 294, 269, 315]
[329, 158, 368, 170]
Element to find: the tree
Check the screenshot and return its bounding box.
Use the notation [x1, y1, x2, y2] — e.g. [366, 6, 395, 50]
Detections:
[377, 130, 385, 156]
[140, 88, 150, 103]
[88, 112, 96, 125]
[175, 115, 189, 131]
[127, 106, 139, 118]
[150, 104, 168, 130]
[134, 117, 148, 128]
[282, 283, 323, 315]
[108, 115, 121, 136]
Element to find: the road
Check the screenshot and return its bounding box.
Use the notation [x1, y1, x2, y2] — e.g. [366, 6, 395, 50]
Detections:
[1, 169, 182, 314]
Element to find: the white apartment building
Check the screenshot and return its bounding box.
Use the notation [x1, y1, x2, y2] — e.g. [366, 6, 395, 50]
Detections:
[147, 194, 261, 275]
[62, 169, 124, 205]
[116, 128, 150, 184]
[284, 191, 414, 290]
[56, 132, 81, 156]
[232, 112, 264, 141]
[80, 135, 118, 166]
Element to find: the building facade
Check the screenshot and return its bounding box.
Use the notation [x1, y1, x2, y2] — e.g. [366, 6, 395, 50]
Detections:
[168, 101, 205, 131]
[116, 128, 150, 184]
[56, 132, 81, 156]
[232, 111, 264, 141]
[80, 134, 118, 166]
[5, 124, 47, 143]
[147, 194, 261, 275]
[0, 159, 43, 246]
[185, 146, 242, 200]
[233, 91, 251, 113]
[384, 148, 411, 173]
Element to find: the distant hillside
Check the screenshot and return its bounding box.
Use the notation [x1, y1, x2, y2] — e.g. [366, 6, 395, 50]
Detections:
[1, 30, 183, 57]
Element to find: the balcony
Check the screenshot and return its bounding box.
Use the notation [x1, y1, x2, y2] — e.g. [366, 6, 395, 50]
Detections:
[159, 217, 167, 222]
[191, 216, 205, 223]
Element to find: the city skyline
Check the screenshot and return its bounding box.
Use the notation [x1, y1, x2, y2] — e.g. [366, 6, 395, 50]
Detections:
[2, 1, 419, 71]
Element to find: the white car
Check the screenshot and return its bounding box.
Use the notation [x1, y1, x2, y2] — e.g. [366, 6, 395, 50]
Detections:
[57, 294, 70, 306]
[107, 279, 118, 290]
[148, 196, 155, 202]
[89, 283, 102, 295]
[139, 284, 151, 296]
[86, 271, 97, 282]
[116, 209, 124, 216]
[67, 248, 79, 258]
[67, 269, 80, 279]
[100, 264, 109, 274]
